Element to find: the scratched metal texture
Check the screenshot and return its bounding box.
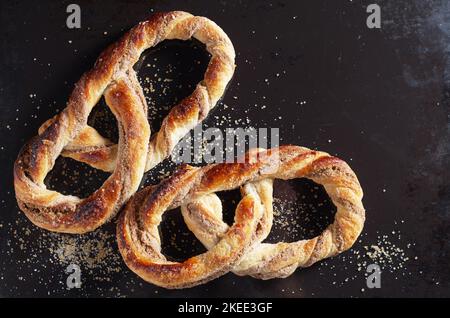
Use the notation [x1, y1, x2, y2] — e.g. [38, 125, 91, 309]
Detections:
[0, 0, 449, 297]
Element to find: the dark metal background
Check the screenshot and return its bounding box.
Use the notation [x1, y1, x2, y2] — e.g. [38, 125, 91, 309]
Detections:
[0, 0, 449, 297]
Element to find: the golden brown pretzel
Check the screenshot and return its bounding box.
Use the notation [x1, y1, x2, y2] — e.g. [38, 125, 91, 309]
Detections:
[14, 11, 235, 233]
[38, 11, 235, 172]
[117, 145, 365, 288]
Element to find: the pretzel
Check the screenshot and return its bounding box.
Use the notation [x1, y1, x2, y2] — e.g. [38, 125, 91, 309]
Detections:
[117, 145, 365, 288]
[38, 11, 235, 172]
[14, 11, 235, 233]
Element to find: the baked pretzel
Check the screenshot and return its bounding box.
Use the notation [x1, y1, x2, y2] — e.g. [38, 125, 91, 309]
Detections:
[14, 11, 235, 233]
[117, 145, 365, 288]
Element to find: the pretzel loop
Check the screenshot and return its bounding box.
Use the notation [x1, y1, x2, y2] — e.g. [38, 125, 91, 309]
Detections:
[14, 72, 150, 233]
[38, 12, 235, 172]
[182, 148, 365, 279]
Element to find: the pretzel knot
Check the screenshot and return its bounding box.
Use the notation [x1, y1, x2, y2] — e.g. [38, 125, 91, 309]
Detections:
[117, 145, 365, 288]
[13, 11, 235, 233]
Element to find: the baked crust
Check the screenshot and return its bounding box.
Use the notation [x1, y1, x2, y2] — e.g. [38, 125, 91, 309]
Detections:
[14, 11, 235, 233]
[38, 12, 235, 172]
[117, 145, 365, 288]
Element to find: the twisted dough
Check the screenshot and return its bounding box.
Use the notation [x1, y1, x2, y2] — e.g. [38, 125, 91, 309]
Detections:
[14, 11, 235, 233]
[117, 145, 365, 288]
[38, 11, 235, 172]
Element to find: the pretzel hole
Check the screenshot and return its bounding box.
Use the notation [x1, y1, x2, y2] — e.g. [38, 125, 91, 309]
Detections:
[85, 40, 210, 148]
[45, 97, 116, 197]
[158, 188, 243, 262]
[217, 189, 243, 226]
[159, 207, 207, 262]
[266, 178, 337, 243]
[135, 39, 210, 130]
[44, 156, 109, 198]
[88, 96, 119, 143]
